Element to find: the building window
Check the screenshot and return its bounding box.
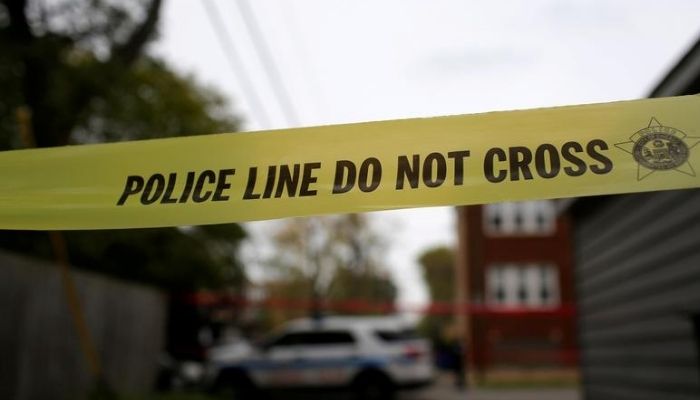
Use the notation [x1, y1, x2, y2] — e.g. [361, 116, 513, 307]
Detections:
[487, 263, 559, 308]
[484, 201, 556, 236]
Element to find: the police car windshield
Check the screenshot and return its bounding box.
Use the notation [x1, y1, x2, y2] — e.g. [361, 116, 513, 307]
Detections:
[374, 328, 419, 342]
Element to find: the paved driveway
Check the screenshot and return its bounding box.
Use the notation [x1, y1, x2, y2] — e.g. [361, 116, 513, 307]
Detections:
[404, 386, 581, 400]
[265, 382, 581, 400]
[399, 385, 580, 400]
[399, 371, 580, 400]
[259, 375, 581, 400]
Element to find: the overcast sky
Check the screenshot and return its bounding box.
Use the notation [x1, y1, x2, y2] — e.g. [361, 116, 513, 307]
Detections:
[153, 0, 700, 307]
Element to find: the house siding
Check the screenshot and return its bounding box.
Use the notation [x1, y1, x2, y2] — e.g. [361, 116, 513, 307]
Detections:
[573, 189, 700, 399]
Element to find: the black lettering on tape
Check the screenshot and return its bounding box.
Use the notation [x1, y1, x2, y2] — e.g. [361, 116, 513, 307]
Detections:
[448, 150, 470, 185]
[213, 169, 236, 201]
[161, 173, 178, 204]
[535, 144, 560, 179]
[193, 170, 216, 202]
[423, 152, 447, 188]
[396, 155, 419, 189]
[263, 166, 277, 198]
[561, 142, 587, 177]
[275, 165, 301, 198]
[588, 139, 613, 174]
[333, 160, 356, 194]
[141, 174, 166, 205]
[243, 167, 261, 200]
[179, 171, 196, 203]
[509, 147, 534, 181]
[358, 157, 382, 192]
[117, 175, 144, 205]
[484, 148, 507, 183]
[300, 162, 321, 196]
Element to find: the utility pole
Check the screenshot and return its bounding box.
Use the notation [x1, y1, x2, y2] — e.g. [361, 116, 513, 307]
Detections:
[16, 106, 104, 383]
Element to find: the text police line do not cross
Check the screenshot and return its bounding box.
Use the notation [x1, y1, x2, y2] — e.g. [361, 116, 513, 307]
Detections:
[115, 140, 612, 207]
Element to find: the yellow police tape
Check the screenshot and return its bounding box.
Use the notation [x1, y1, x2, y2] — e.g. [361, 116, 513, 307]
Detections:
[1, 95, 699, 230]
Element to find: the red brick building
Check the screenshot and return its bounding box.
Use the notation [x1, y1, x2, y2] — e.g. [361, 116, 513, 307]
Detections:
[455, 201, 578, 376]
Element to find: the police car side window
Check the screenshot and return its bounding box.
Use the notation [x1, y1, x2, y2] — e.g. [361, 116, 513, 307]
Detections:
[300, 331, 355, 345]
[269, 333, 302, 347]
[268, 331, 355, 347]
[375, 328, 418, 342]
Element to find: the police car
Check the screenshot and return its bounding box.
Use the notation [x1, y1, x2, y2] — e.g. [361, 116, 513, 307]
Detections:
[207, 316, 434, 399]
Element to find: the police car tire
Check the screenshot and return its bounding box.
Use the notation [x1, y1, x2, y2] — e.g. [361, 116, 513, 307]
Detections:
[353, 370, 395, 400]
[230, 381, 256, 400]
[215, 370, 257, 400]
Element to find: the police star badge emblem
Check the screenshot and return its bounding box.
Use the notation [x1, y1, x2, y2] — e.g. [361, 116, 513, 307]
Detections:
[616, 117, 700, 181]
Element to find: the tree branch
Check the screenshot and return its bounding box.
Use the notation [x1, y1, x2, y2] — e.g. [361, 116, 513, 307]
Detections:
[3, 0, 33, 41]
[111, 0, 163, 65]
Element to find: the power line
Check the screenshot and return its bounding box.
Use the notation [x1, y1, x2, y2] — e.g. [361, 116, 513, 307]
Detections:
[202, 0, 272, 129]
[278, 1, 331, 123]
[235, 0, 301, 127]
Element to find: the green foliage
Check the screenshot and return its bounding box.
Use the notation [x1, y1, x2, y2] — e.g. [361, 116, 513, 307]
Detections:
[64, 225, 247, 291]
[268, 214, 394, 299]
[417, 246, 456, 343]
[74, 58, 240, 143]
[0, 0, 166, 148]
[326, 267, 396, 304]
[261, 214, 396, 326]
[418, 246, 455, 301]
[0, 0, 246, 291]
[259, 271, 315, 328]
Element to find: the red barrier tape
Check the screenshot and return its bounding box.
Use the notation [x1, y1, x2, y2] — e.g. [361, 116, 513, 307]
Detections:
[179, 291, 576, 317]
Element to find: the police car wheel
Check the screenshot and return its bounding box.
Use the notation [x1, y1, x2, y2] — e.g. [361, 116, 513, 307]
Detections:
[353, 372, 394, 400]
[230, 383, 254, 400]
[215, 370, 257, 400]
